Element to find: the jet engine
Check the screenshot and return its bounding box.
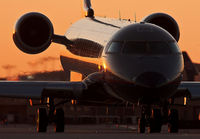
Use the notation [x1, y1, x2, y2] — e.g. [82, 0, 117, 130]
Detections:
[13, 12, 54, 54]
[142, 13, 180, 42]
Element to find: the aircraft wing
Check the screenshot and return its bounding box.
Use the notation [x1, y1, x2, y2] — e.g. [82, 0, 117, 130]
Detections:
[0, 81, 86, 99]
[1, 80, 200, 102]
[179, 81, 200, 99]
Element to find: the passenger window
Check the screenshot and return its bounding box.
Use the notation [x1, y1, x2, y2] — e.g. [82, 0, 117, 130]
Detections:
[123, 42, 146, 54]
[107, 42, 123, 53]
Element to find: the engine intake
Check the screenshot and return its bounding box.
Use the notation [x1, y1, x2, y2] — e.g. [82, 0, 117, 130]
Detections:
[142, 13, 180, 42]
[13, 12, 54, 54]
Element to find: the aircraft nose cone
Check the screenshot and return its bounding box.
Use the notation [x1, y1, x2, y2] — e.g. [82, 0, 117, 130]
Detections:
[136, 72, 167, 88]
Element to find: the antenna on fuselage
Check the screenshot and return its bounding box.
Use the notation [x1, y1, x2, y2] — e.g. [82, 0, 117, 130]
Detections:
[134, 12, 137, 23]
[84, 0, 94, 18]
[119, 10, 121, 20]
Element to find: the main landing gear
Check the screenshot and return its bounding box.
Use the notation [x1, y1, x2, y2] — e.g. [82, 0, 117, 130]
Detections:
[138, 106, 179, 134]
[37, 108, 48, 132]
[168, 109, 179, 133]
[54, 108, 65, 132]
[36, 98, 65, 133]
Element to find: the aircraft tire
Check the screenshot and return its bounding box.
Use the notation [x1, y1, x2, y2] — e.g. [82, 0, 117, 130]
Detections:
[148, 109, 162, 133]
[138, 113, 146, 133]
[37, 108, 48, 132]
[168, 109, 179, 133]
[55, 108, 65, 132]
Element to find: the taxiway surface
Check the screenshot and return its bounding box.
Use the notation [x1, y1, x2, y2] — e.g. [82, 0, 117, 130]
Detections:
[0, 124, 200, 139]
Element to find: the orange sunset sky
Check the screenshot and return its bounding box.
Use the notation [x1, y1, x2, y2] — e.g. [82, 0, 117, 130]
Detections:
[0, 0, 200, 78]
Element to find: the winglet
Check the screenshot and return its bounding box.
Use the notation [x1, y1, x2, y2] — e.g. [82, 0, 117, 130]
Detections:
[84, 0, 94, 18]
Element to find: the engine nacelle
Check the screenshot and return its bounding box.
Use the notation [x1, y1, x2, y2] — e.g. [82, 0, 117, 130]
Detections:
[13, 12, 54, 54]
[142, 13, 180, 42]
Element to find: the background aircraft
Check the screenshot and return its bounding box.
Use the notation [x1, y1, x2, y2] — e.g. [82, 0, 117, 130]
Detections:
[0, 0, 199, 134]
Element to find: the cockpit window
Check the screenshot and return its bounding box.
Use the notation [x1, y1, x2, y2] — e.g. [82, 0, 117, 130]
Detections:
[107, 42, 123, 53]
[123, 42, 146, 54]
[147, 42, 171, 54]
[122, 41, 180, 55]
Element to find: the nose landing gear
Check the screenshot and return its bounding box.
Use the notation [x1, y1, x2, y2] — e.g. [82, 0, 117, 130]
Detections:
[138, 112, 146, 133]
[168, 109, 179, 133]
[137, 106, 179, 134]
[148, 109, 162, 133]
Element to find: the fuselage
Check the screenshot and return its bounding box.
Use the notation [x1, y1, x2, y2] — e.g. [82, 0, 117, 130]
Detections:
[60, 17, 184, 104]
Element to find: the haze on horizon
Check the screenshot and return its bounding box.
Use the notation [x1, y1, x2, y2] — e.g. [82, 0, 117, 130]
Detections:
[0, 0, 200, 78]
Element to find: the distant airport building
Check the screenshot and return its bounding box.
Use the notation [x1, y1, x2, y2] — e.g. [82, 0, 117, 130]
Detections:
[18, 71, 67, 81]
[0, 78, 6, 81]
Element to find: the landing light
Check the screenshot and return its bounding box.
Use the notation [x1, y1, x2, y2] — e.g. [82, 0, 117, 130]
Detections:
[98, 62, 107, 72]
[71, 99, 77, 105]
[71, 99, 74, 105]
[29, 99, 33, 107]
[103, 62, 107, 71]
[98, 65, 101, 71]
[47, 97, 50, 104]
[184, 97, 187, 105]
[199, 112, 200, 121]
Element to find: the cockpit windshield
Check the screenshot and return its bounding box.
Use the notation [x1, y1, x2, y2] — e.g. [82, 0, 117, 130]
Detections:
[123, 42, 146, 54]
[106, 41, 180, 55]
[146, 42, 172, 55]
[107, 42, 123, 53]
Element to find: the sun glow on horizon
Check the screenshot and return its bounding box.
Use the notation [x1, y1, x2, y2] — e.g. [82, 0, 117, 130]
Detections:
[1, 0, 200, 78]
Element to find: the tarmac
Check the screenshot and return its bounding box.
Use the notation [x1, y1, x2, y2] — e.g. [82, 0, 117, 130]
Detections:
[0, 124, 200, 139]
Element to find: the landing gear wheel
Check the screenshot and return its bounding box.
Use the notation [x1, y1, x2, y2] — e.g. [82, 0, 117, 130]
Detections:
[55, 108, 65, 132]
[148, 109, 162, 133]
[138, 113, 146, 133]
[37, 108, 48, 132]
[168, 109, 179, 133]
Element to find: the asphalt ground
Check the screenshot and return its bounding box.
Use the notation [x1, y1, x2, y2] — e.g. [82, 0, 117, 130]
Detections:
[0, 124, 200, 139]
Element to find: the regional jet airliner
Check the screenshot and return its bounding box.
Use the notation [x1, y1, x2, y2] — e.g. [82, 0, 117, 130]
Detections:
[0, 0, 199, 133]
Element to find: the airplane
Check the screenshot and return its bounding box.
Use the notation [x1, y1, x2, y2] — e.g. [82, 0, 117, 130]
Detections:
[0, 0, 200, 133]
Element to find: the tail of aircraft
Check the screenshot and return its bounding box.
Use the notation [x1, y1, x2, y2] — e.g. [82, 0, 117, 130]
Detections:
[84, 0, 92, 10]
[182, 51, 199, 81]
[83, 0, 94, 18]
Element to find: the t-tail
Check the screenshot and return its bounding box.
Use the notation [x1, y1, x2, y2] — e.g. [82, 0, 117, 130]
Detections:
[84, 0, 94, 18]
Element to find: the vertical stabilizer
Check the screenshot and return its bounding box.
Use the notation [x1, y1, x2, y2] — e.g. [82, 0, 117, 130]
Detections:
[182, 51, 199, 81]
[84, 0, 94, 18]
